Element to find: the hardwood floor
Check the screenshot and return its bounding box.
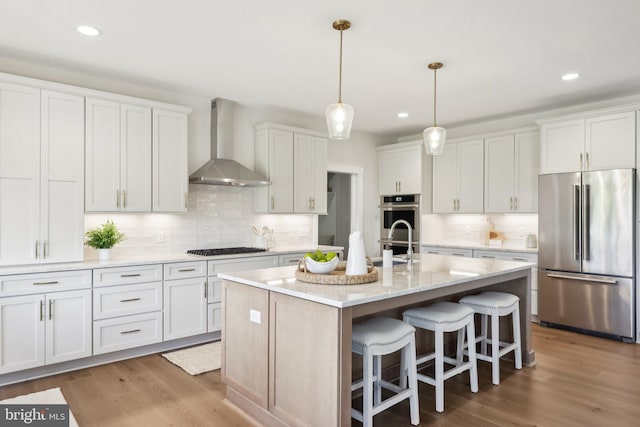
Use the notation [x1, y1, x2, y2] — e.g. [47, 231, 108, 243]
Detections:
[1, 324, 639, 426]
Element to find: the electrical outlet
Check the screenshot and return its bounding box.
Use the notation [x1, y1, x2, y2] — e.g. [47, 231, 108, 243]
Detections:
[250, 309, 261, 324]
[156, 231, 165, 243]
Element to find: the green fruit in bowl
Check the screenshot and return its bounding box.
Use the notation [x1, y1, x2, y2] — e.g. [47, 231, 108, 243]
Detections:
[326, 251, 337, 261]
[304, 250, 337, 263]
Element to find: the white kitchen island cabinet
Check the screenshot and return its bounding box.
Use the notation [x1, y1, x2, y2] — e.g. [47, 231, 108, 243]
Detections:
[433, 139, 484, 213]
[0, 86, 85, 265]
[220, 254, 534, 427]
[539, 109, 636, 174]
[85, 98, 152, 212]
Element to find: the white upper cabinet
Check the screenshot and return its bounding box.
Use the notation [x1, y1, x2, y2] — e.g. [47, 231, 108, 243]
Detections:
[539, 109, 635, 174]
[0, 82, 40, 265]
[85, 99, 152, 212]
[484, 130, 539, 213]
[433, 139, 484, 213]
[378, 142, 423, 195]
[255, 123, 328, 214]
[0, 86, 84, 266]
[152, 108, 188, 212]
[294, 134, 327, 214]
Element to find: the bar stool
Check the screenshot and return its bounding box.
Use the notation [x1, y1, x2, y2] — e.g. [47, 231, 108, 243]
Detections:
[351, 317, 420, 427]
[458, 291, 522, 385]
[401, 302, 479, 413]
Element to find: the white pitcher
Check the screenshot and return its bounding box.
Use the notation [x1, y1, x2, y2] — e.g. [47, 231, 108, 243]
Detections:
[346, 231, 368, 275]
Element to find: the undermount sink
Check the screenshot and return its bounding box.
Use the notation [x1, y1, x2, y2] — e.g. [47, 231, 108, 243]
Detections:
[372, 258, 409, 267]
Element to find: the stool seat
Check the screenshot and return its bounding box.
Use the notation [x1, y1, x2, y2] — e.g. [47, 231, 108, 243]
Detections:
[459, 291, 519, 310]
[352, 317, 415, 353]
[404, 302, 475, 325]
[351, 317, 419, 427]
[402, 302, 478, 413]
[458, 291, 522, 385]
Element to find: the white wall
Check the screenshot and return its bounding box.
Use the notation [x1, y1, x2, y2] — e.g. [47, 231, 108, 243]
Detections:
[0, 57, 387, 257]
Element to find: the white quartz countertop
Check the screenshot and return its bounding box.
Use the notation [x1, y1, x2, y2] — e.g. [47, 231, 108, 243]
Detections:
[0, 245, 343, 276]
[218, 253, 534, 308]
[422, 242, 538, 254]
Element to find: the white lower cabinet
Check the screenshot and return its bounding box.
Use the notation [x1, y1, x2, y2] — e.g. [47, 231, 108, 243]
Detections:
[421, 246, 474, 257]
[163, 262, 208, 340]
[94, 312, 163, 355]
[0, 288, 91, 374]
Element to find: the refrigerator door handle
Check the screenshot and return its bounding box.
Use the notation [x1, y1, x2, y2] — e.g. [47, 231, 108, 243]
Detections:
[547, 272, 617, 285]
[573, 184, 581, 261]
[583, 184, 590, 261]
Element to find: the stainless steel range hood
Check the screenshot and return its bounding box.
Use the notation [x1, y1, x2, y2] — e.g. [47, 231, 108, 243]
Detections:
[189, 98, 269, 186]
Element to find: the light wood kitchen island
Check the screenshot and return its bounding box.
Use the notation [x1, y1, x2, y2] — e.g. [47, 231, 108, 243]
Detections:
[218, 253, 534, 427]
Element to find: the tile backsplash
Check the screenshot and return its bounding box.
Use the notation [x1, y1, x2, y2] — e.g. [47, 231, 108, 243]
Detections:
[84, 185, 315, 259]
[422, 213, 538, 248]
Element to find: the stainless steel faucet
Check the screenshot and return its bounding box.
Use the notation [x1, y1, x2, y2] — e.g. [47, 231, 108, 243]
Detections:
[388, 219, 413, 262]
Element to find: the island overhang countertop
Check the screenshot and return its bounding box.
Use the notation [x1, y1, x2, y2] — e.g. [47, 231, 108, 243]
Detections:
[217, 253, 535, 308]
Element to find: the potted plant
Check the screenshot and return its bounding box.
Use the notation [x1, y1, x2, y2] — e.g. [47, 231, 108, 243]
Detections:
[85, 220, 125, 260]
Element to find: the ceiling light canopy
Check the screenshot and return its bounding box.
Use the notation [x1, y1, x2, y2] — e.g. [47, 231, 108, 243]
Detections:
[397, 112, 409, 118]
[77, 25, 101, 36]
[326, 19, 354, 140]
[561, 72, 580, 81]
[423, 62, 447, 155]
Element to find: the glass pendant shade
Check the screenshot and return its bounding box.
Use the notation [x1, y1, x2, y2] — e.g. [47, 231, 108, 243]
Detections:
[423, 126, 447, 155]
[326, 101, 354, 140]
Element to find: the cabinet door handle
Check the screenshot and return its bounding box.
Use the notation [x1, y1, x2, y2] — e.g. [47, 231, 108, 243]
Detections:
[271, 196, 275, 210]
[43, 241, 48, 259]
[453, 199, 456, 211]
[514, 197, 518, 210]
[120, 329, 141, 335]
[398, 181, 401, 192]
[35, 241, 39, 259]
[49, 299, 53, 320]
[123, 190, 127, 208]
[116, 189, 121, 208]
[120, 297, 141, 303]
[204, 281, 208, 299]
[312, 197, 315, 210]
[184, 192, 188, 209]
[579, 153, 583, 170]
[40, 300, 44, 321]
[33, 281, 59, 285]
[178, 268, 196, 272]
[585, 152, 589, 170]
[510, 197, 513, 210]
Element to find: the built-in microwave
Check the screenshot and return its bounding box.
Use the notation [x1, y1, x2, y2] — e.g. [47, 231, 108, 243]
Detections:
[379, 194, 420, 255]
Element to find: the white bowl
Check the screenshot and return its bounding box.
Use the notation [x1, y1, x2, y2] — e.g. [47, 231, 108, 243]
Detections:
[304, 256, 339, 274]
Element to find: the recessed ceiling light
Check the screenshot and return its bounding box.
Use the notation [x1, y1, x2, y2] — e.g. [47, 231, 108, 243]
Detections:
[561, 72, 580, 81]
[77, 25, 101, 36]
[397, 112, 409, 118]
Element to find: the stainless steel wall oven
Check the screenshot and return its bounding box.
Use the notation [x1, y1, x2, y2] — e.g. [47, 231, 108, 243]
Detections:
[379, 194, 420, 255]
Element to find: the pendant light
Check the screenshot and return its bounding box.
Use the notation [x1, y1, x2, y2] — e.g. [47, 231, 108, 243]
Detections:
[326, 19, 354, 140]
[423, 62, 447, 155]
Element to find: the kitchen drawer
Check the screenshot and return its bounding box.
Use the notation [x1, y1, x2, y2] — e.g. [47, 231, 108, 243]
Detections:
[93, 311, 163, 355]
[93, 264, 162, 287]
[0, 270, 92, 297]
[208, 302, 222, 332]
[164, 261, 207, 280]
[421, 246, 473, 257]
[278, 253, 306, 266]
[208, 255, 278, 276]
[207, 277, 222, 303]
[473, 249, 538, 263]
[93, 282, 163, 320]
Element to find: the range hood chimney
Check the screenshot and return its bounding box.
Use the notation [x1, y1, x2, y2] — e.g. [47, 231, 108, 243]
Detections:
[189, 98, 269, 186]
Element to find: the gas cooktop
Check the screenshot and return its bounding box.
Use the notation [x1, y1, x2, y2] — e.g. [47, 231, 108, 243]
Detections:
[186, 247, 267, 257]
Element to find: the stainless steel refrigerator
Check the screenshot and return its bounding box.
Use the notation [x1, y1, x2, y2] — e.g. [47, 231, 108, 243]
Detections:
[538, 168, 635, 341]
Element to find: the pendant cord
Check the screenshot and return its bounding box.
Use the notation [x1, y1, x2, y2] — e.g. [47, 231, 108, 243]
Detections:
[338, 29, 343, 103]
[433, 68, 437, 127]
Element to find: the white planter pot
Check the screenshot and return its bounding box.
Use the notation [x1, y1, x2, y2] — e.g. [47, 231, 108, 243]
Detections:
[97, 248, 112, 261]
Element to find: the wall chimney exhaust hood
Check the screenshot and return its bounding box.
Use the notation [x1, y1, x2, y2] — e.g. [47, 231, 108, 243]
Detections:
[189, 98, 269, 186]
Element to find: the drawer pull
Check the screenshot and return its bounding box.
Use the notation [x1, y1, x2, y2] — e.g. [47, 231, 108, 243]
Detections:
[120, 298, 141, 303]
[512, 257, 527, 261]
[178, 268, 197, 272]
[33, 281, 59, 285]
[481, 255, 495, 259]
[452, 253, 466, 257]
[120, 329, 141, 335]
[120, 273, 142, 278]
[427, 251, 439, 254]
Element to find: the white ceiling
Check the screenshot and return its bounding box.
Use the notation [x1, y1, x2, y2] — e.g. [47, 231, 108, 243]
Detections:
[2, 0, 640, 137]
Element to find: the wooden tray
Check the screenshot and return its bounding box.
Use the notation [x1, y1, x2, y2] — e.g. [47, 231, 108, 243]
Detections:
[295, 258, 378, 285]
